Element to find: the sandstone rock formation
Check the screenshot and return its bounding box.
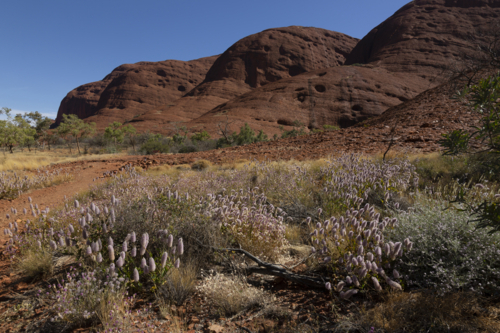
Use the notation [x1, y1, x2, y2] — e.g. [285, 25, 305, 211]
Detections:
[55, 27, 358, 132]
[127, 26, 359, 132]
[345, 0, 500, 80]
[185, 65, 431, 137]
[54, 64, 132, 125]
[55, 0, 500, 138]
[55, 56, 218, 127]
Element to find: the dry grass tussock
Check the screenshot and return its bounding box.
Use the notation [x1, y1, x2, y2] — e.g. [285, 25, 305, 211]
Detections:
[41, 172, 74, 188]
[191, 159, 211, 171]
[359, 291, 500, 333]
[284, 223, 304, 245]
[145, 165, 171, 176]
[15, 246, 54, 280]
[157, 299, 187, 333]
[0, 150, 126, 171]
[158, 262, 198, 306]
[197, 271, 275, 317]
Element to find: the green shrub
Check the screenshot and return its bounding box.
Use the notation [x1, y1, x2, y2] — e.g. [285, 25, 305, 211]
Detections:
[190, 130, 210, 143]
[323, 124, 340, 131]
[140, 139, 170, 154]
[280, 120, 307, 138]
[178, 145, 197, 154]
[438, 129, 470, 156]
[388, 195, 500, 295]
[216, 123, 268, 148]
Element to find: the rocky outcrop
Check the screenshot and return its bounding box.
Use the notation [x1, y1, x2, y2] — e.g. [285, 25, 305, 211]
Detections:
[55, 56, 218, 127]
[197, 26, 358, 93]
[54, 64, 133, 125]
[55, 1, 500, 136]
[127, 27, 359, 132]
[345, 0, 500, 80]
[184, 65, 431, 136]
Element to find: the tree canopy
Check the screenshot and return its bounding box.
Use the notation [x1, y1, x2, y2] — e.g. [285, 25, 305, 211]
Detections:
[57, 114, 96, 154]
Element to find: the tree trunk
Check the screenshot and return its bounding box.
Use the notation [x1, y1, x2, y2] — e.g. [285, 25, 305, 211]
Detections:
[76, 137, 81, 154]
[130, 137, 136, 151]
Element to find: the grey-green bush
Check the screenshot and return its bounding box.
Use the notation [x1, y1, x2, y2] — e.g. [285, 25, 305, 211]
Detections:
[388, 195, 500, 295]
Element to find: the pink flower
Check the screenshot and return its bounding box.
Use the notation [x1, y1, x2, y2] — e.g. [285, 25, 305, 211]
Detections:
[133, 268, 140, 282]
[372, 277, 382, 291]
[161, 252, 168, 268]
[339, 289, 358, 299]
[386, 278, 402, 291]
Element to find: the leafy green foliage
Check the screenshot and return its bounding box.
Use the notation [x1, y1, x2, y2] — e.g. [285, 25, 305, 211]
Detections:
[216, 123, 268, 148]
[140, 138, 171, 154]
[0, 108, 37, 153]
[178, 145, 197, 154]
[57, 114, 96, 154]
[448, 184, 500, 235]
[190, 130, 210, 143]
[438, 129, 470, 155]
[279, 120, 307, 138]
[103, 121, 137, 151]
[438, 73, 500, 233]
[442, 74, 500, 158]
[389, 195, 500, 295]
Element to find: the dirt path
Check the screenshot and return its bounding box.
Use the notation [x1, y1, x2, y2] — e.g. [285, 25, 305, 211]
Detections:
[0, 159, 125, 295]
[0, 160, 124, 237]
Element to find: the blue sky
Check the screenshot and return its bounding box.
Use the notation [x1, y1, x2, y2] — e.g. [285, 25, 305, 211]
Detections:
[0, 0, 411, 120]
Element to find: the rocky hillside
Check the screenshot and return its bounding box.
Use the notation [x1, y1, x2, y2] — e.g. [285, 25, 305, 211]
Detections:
[55, 56, 218, 126]
[55, 0, 500, 137]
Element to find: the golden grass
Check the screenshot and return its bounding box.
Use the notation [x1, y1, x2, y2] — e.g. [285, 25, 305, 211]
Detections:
[145, 165, 171, 176]
[40, 172, 74, 188]
[197, 272, 273, 317]
[360, 291, 500, 333]
[96, 286, 132, 331]
[284, 223, 304, 245]
[15, 245, 54, 280]
[157, 298, 186, 333]
[160, 262, 198, 306]
[191, 159, 211, 171]
[0, 149, 127, 171]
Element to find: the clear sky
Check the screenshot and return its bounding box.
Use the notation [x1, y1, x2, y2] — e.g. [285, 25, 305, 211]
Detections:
[0, 0, 411, 120]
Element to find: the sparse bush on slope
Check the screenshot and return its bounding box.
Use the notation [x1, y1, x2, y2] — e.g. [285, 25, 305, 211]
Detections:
[388, 194, 500, 295]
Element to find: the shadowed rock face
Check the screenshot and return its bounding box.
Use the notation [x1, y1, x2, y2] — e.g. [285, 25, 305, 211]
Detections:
[54, 64, 133, 125]
[345, 0, 500, 80]
[117, 26, 359, 133]
[54, 56, 218, 127]
[184, 65, 431, 137]
[198, 26, 358, 93]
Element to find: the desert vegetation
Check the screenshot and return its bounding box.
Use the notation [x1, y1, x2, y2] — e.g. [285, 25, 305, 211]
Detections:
[2, 149, 500, 332]
[1, 107, 317, 159]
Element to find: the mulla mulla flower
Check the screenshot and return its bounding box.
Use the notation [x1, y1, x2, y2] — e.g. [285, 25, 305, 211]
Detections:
[108, 245, 115, 261]
[133, 268, 140, 282]
[161, 252, 168, 268]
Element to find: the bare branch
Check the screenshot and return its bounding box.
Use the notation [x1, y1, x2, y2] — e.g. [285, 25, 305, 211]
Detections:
[191, 237, 328, 289]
